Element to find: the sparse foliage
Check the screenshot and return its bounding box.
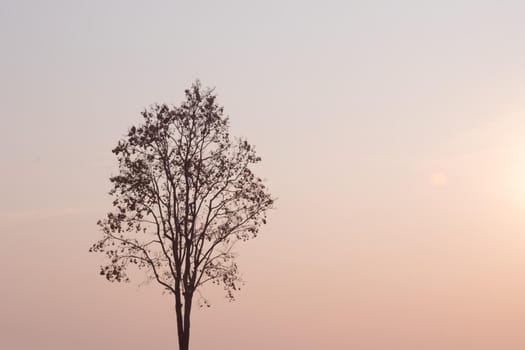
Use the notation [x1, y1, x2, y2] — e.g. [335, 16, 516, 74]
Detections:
[90, 81, 273, 350]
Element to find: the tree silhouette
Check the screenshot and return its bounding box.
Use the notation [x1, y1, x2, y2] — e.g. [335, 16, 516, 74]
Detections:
[90, 81, 274, 350]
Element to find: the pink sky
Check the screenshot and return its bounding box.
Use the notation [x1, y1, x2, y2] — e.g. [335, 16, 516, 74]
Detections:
[2, 1, 525, 349]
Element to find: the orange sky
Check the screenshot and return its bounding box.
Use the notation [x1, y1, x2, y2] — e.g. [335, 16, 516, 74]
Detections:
[2, 1, 525, 349]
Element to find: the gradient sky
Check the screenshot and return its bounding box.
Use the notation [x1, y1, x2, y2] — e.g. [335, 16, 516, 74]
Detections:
[2, 1, 525, 349]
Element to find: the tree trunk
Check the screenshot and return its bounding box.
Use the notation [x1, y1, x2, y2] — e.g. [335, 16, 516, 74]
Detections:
[179, 334, 189, 350]
[181, 293, 192, 350]
[174, 289, 186, 350]
[174, 292, 192, 350]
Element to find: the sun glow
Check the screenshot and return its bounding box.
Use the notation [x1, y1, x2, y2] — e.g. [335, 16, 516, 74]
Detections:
[430, 172, 447, 187]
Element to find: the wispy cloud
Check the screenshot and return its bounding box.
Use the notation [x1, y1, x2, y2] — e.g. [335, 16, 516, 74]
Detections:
[0, 207, 98, 222]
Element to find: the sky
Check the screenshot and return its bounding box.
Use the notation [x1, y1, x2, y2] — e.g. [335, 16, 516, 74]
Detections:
[2, 0, 525, 349]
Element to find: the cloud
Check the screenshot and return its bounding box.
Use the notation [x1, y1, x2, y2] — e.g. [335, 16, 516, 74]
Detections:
[0, 207, 96, 222]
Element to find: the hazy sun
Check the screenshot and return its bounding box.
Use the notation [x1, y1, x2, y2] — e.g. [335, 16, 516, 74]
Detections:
[430, 172, 447, 187]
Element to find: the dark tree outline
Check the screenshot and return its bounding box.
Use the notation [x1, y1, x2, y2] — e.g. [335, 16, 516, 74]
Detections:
[90, 81, 274, 350]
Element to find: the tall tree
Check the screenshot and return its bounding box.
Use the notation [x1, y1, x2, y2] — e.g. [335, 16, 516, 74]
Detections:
[90, 81, 274, 350]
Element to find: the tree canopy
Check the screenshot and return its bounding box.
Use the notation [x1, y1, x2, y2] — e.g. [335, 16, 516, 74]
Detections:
[90, 81, 274, 350]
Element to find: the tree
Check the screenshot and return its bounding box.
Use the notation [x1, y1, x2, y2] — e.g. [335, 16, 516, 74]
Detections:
[90, 81, 274, 350]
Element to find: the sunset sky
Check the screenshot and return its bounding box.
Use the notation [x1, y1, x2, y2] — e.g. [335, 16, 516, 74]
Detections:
[2, 1, 525, 349]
